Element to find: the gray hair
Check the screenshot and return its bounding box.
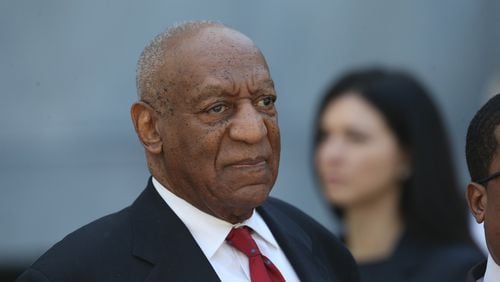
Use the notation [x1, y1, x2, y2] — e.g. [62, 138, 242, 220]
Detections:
[136, 20, 224, 110]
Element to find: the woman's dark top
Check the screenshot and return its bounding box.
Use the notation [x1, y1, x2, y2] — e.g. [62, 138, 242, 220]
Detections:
[358, 231, 484, 282]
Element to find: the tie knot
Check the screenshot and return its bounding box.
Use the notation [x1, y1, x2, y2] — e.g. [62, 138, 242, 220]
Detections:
[226, 226, 261, 257]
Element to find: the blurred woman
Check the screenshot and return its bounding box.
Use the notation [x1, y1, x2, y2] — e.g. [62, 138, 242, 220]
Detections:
[313, 69, 483, 282]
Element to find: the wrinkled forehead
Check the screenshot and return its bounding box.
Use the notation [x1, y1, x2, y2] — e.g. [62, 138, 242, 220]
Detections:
[158, 26, 272, 96]
[170, 27, 268, 74]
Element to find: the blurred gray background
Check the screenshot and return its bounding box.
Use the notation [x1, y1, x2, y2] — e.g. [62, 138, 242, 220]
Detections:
[1, 0, 499, 272]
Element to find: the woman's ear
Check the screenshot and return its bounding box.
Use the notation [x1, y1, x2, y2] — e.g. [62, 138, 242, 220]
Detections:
[466, 182, 488, 223]
[130, 101, 163, 154]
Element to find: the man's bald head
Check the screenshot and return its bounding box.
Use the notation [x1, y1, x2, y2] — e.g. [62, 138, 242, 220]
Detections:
[135, 21, 265, 115]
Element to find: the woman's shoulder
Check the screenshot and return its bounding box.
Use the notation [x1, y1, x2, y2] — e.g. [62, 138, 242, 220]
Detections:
[421, 242, 484, 281]
[390, 236, 485, 281]
[399, 233, 484, 263]
[357, 234, 485, 282]
[424, 242, 484, 266]
[400, 235, 485, 273]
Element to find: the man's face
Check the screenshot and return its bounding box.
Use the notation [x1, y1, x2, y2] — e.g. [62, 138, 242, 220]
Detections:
[154, 27, 280, 222]
[483, 131, 500, 265]
[468, 126, 500, 265]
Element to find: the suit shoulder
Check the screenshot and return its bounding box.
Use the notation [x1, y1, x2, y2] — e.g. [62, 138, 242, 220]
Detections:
[264, 197, 330, 231]
[398, 239, 486, 281]
[16, 267, 50, 282]
[54, 206, 132, 250]
[424, 242, 485, 269]
[24, 207, 134, 281]
[264, 197, 312, 219]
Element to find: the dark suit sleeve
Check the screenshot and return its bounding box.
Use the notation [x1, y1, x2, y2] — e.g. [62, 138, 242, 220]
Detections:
[16, 267, 50, 282]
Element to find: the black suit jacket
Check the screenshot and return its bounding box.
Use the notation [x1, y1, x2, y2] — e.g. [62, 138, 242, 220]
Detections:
[357, 231, 484, 282]
[466, 260, 486, 282]
[18, 179, 359, 282]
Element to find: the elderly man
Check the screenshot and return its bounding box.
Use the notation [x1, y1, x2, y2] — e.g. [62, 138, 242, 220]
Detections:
[465, 93, 500, 282]
[17, 21, 359, 282]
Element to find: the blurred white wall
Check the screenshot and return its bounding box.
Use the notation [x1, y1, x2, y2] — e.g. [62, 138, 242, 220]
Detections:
[1, 0, 499, 267]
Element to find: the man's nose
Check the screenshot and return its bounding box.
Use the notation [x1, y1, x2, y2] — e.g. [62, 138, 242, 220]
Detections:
[229, 102, 267, 144]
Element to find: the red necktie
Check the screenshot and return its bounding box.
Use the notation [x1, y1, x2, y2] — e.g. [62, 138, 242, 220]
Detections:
[226, 226, 285, 282]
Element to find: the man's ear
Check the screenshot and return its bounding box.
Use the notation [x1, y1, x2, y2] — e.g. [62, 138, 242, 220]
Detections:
[466, 182, 488, 224]
[131, 101, 162, 154]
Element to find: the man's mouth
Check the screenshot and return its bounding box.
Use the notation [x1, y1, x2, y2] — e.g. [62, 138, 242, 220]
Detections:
[229, 156, 267, 168]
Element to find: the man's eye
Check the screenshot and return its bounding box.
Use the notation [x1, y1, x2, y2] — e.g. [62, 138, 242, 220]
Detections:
[208, 104, 228, 114]
[257, 96, 276, 108]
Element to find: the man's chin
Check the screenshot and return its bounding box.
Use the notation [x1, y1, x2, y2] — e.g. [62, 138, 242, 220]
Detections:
[223, 189, 270, 224]
[207, 182, 274, 222]
[236, 183, 272, 204]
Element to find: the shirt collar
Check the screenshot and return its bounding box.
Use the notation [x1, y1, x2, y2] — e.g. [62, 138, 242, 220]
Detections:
[240, 210, 280, 251]
[483, 255, 500, 282]
[152, 177, 279, 259]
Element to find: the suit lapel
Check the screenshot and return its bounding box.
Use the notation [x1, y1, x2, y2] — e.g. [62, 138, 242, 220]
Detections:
[129, 179, 220, 282]
[257, 199, 332, 282]
[466, 260, 486, 282]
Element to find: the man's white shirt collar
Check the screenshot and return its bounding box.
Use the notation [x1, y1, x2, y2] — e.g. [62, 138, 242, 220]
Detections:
[152, 177, 279, 259]
[482, 255, 500, 282]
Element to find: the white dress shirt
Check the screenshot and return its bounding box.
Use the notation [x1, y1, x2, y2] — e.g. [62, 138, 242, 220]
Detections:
[480, 255, 500, 282]
[152, 177, 300, 282]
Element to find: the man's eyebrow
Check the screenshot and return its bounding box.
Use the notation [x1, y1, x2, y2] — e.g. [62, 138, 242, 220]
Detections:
[189, 78, 276, 104]
[198, 84, 229, 93]
[262, 79, 275, 89]
[188, 84, 234, 104]
[249, 79, 276, 94]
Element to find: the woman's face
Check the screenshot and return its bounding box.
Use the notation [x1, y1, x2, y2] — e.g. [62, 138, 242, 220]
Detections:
[315, 93, 408, 208]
